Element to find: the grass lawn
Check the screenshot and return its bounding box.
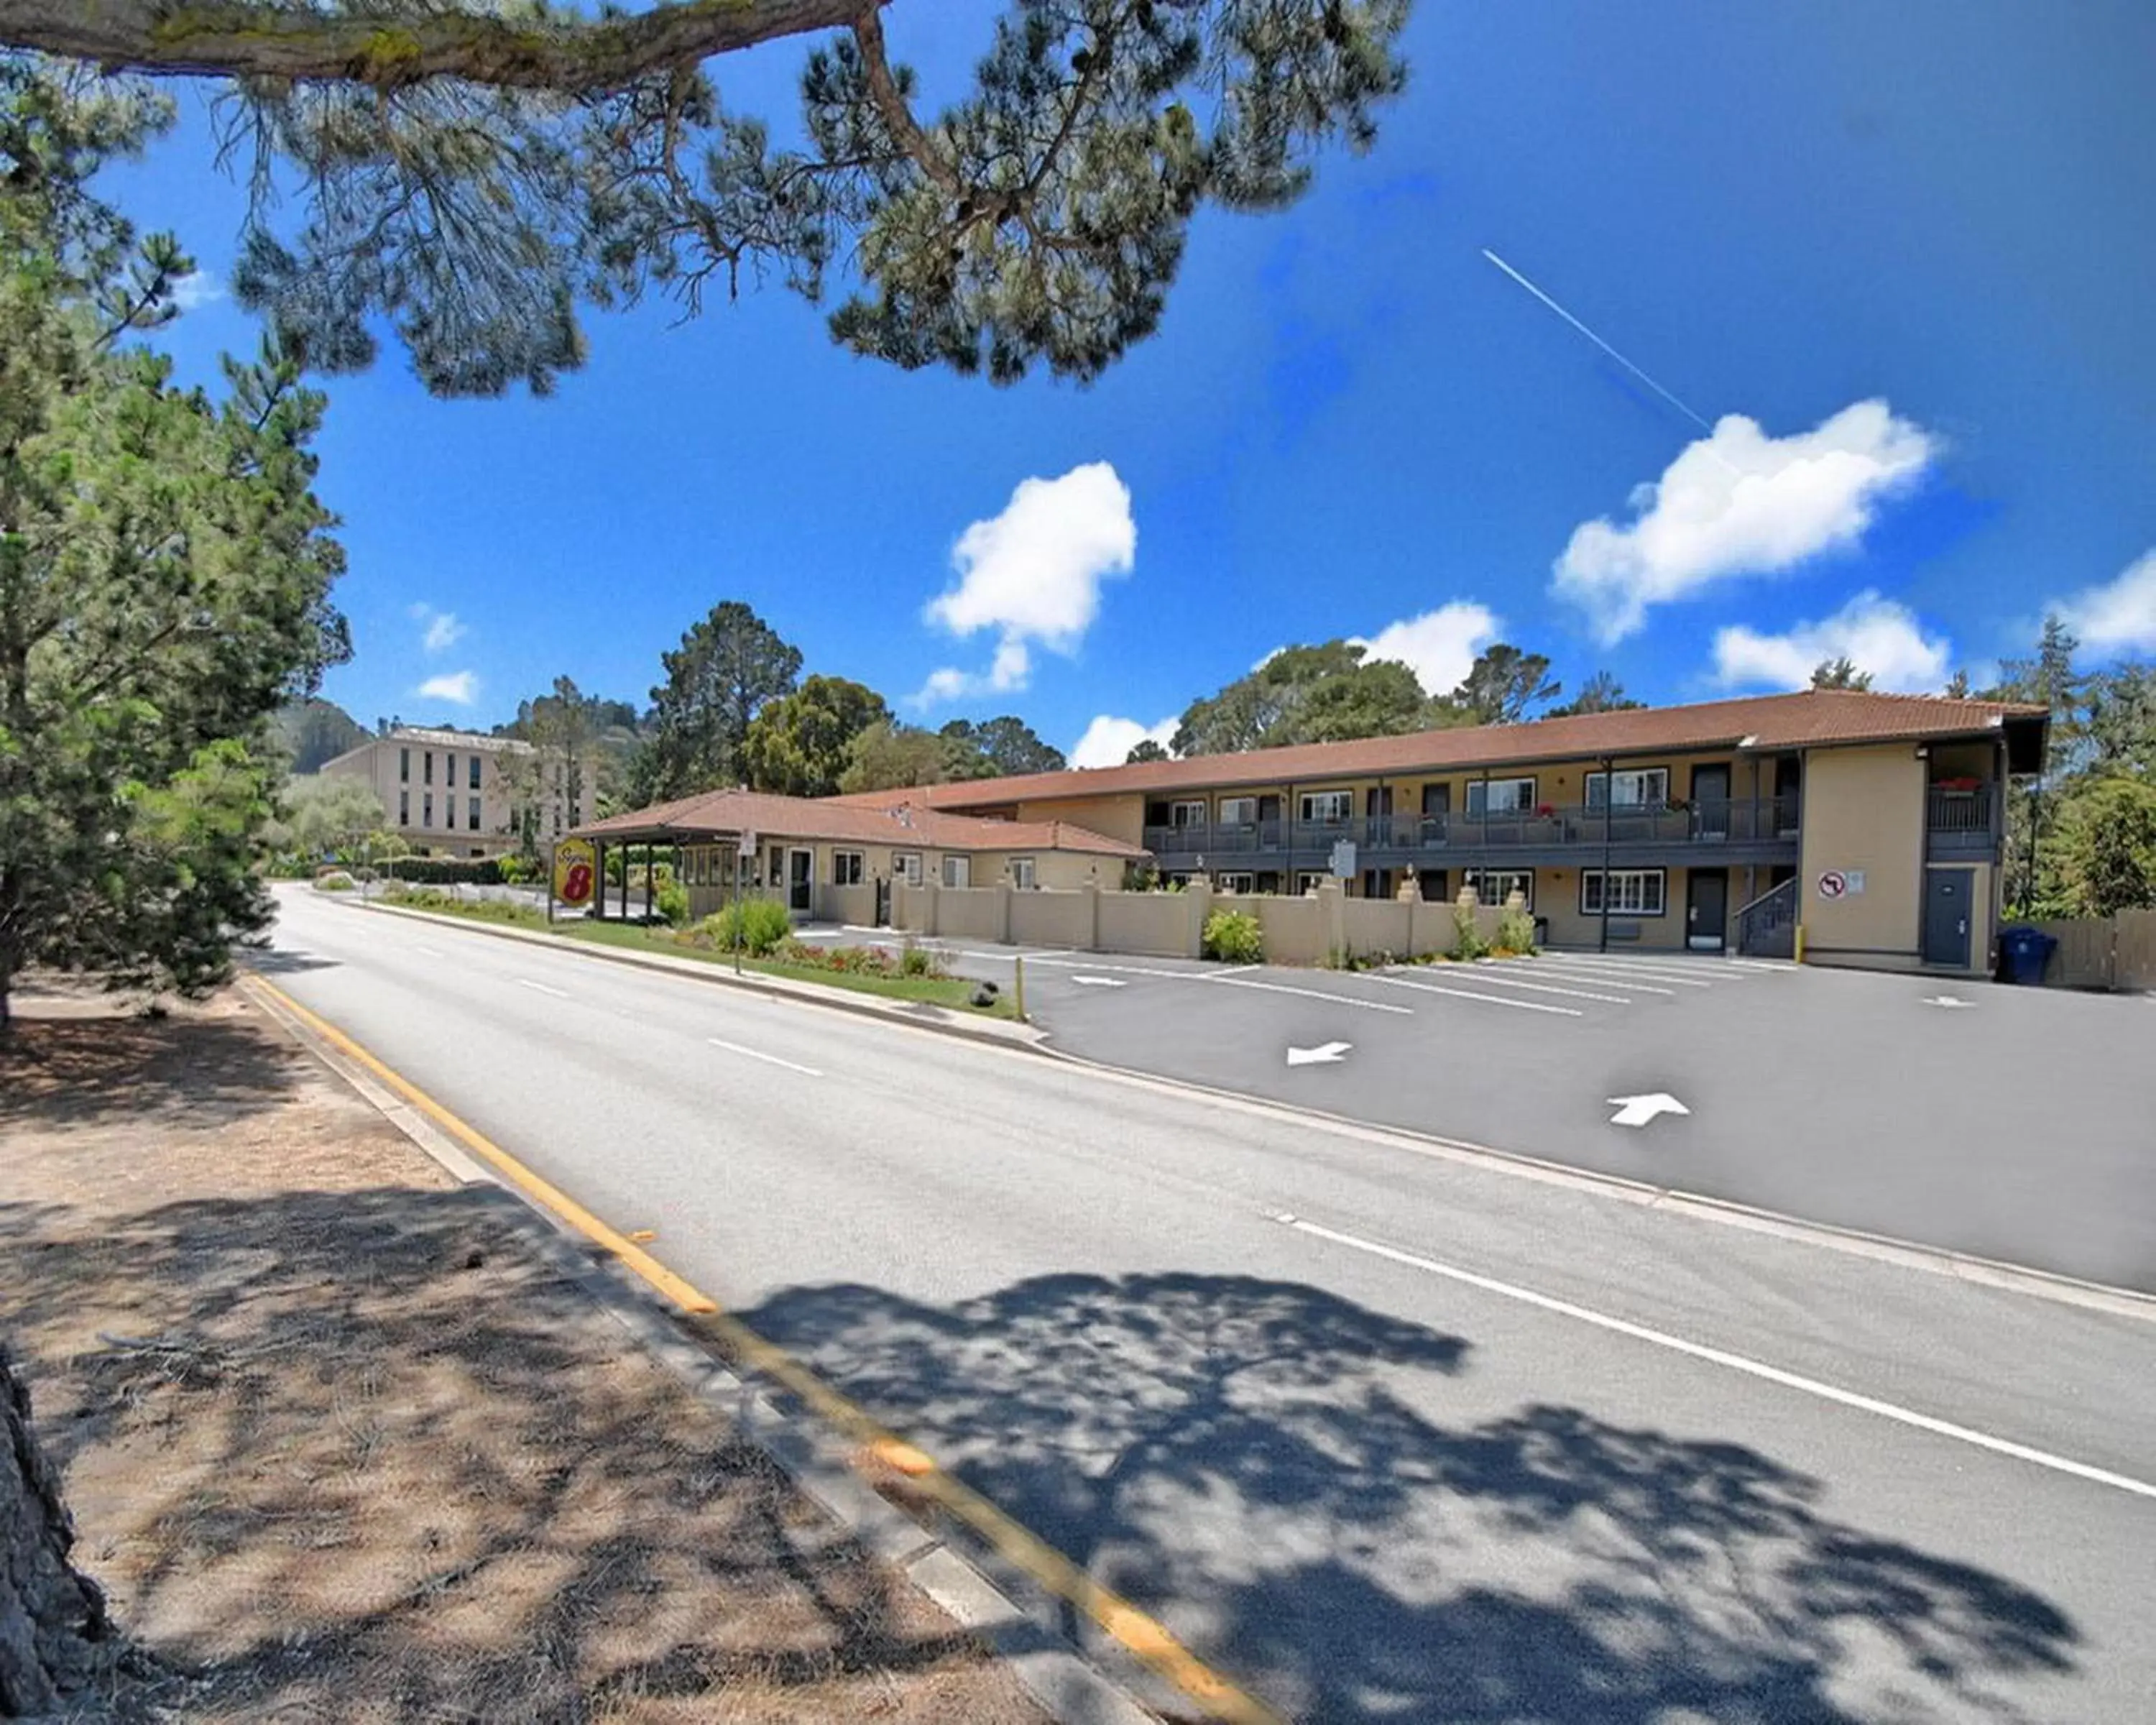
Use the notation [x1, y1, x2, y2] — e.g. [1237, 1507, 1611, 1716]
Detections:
[373, 893, 1019, 1018]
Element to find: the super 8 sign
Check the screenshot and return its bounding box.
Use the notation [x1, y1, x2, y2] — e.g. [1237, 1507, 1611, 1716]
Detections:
[553, 837, 596, 906]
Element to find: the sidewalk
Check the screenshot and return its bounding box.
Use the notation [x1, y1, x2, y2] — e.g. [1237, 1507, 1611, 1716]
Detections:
[0, 983, 1053, 1723]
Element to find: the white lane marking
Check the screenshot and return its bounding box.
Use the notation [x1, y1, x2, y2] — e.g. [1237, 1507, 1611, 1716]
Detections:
[1071, 976, 1129, 989]
[1277, 1215, 2156, 1503]
[1286, 1041, 1352, 1067]
[1207, 965, 1262, 980]
[1924, 995, 1975, 1010]
[1214, 976, 1414, 1015]
[706, 1036, 822, 1077]
[515, 978, 571, 998]
[1608, 1092, 1690, 1128]
[1539, 956, 1715, 988]
[1361, 972, 1582, 1016]
[1439, 967, 1633, 1005]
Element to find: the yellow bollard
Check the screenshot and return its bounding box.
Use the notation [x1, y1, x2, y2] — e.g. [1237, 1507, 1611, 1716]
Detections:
[1793, 924, 1806, 965]
[1013, 954, 1027, 1024]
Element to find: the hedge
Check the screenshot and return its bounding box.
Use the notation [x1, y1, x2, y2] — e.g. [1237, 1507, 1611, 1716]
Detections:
[379, 856, 505, 886]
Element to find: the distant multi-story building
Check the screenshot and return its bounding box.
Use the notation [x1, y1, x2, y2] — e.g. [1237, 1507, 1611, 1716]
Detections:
[320, 726, 566, 860]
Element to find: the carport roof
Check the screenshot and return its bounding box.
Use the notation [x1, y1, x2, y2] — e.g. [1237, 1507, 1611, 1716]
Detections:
[571, 788, 1146, 857]
[831, 689, 2050, 810]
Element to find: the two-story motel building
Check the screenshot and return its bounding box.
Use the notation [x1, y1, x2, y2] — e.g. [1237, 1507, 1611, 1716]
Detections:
[829, 689, 2047, 972]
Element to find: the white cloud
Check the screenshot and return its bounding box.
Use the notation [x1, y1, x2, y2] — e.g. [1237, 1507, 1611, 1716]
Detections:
[918, 461, 1136, 702]
[1070, 714, 1178, 770]
[1554, 400, 1938, 643]
[170, 270, 224, 312]
[1711, 591, 1951, 693]
[416, 671, 479, 705]
[410, 602, 466, 654]
[2052, 549, 2156, 656]
[1353, 602, 1501, 696]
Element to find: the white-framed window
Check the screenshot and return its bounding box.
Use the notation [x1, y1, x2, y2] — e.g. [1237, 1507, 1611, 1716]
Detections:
[894, 851, 923, 887]
[1010, 857, 1037, 890]
[1217, 871, 1256, 893]
[467, 796, 481, 831]
[1580, 868, 1666, 916]
[1295, 871, 1330, 894]
[1464, 868, 1534, 911]
[1465, 778, 1537, 815]
[1169, 799, 1207, 828]
[832, 850, 865, 886]
[1217, 796, 1259, 827]
[422, 793, 433, 828]
[1299, 789, 1352, 824]
[1585, 768, 1669, 809]
[398, 791, 410, 826]
[941, 855, 971, 888]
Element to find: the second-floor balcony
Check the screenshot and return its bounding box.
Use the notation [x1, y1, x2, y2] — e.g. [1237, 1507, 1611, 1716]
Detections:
[1143, 794, 1802, 862]
[1927, 782, 2001, 855]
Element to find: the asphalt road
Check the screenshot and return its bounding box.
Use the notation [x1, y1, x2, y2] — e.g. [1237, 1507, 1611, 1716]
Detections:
[264, 888, 2156, 1724]
[807, 930, 2156, 1293]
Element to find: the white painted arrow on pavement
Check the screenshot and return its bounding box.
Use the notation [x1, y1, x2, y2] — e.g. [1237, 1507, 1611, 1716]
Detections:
[1070, 975, 1128, 988]
[1287, 1041, 1353, 1067]
[1607, 1092, 1689, 1128]
[1923, 995, 1974, 1009]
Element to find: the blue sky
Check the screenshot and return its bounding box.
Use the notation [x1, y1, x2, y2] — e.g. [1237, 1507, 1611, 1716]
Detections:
[111, 1, 2155, 766]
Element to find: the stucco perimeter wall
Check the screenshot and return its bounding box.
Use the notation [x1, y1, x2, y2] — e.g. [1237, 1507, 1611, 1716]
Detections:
[1097, 890, 1199, 958]
[1250, 894, 1328, 965]
[1009, 889, 1096, 949]
[816, 882, 875, 925]
[932, 886, 1009, 942]
[1798, 743, 1926, 967]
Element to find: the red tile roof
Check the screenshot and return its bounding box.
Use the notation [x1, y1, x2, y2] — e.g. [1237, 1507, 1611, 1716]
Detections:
[832, 689, 2046, 812]
[572, 787, 1143, 857]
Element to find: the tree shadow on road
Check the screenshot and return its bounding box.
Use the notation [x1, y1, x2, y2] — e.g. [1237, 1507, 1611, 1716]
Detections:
[741, 1271, 2080, 1724]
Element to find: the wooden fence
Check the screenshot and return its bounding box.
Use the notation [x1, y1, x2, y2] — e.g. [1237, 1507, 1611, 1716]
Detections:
[2030, 909, 2156, 990]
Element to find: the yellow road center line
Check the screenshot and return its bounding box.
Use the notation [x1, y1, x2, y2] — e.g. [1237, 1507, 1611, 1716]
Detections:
[241, 970, 1280, 1725]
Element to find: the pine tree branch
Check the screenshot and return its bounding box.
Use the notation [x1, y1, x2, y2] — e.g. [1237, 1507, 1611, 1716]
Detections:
[0, 1, 881, 92]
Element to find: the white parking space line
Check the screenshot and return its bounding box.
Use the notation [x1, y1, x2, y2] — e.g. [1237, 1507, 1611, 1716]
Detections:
[1280, 1215, 2156, 1504]
[515, 978, 571, 999]
[1539, 956, 1717, 988]
[1404, 967, 1632, 1005]
[1362, 973, 1583, 1016]
[1215, 976, 1416, 1015]
[706, 1036, 823, 1077]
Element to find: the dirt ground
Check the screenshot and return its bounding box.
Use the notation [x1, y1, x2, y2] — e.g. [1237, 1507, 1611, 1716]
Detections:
[0, 981, 1051, 1723]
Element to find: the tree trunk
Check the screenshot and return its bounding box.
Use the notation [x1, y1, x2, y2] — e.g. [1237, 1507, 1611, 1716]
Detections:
[1, 1343, 116, 1716]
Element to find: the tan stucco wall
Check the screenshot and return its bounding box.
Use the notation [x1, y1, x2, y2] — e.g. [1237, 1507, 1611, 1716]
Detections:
[322, 735, 539, 858]
[1797, 744, 1926, 963]
[1007, 794, 1146, 847]
[1010, 891, 1097, 949]
[1096, 891, 1197, 958]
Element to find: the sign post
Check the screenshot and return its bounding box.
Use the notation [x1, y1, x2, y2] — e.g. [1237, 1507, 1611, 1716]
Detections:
[734, 830, 757, 975]
[552, 837, 596, 920]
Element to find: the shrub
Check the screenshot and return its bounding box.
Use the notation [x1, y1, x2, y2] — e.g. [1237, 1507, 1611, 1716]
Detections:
[314, 870, 356, 892]
[1202, 909, 1264, 964]
[655, 880, 690, 926]
[495, 853, 532, 886]
[381, 856, 503, 886]
[693, 897, 792, 957]
[1450, 895, 1489, 961]
[898, 940, 939, 978]
[1497, 901, 1537, 954]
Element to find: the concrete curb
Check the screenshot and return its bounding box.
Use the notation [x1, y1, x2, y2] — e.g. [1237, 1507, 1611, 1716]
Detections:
[240, 973, 1161, 1725]
[339, 893, 1050, 1054]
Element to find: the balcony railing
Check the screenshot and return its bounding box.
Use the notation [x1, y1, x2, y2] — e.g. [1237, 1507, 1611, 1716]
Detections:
[1143, 795, 1801, 860]
[1927, 783, 1998, 854]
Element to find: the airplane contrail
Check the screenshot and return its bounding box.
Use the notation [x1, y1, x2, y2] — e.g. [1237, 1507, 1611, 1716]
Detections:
[1481, 248, 1714, 433]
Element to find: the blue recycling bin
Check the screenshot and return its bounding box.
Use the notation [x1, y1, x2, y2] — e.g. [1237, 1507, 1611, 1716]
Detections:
[1997, 925, 2055, 986]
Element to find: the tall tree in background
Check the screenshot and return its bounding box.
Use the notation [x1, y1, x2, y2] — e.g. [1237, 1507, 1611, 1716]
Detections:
[2052, 778, 2156, 919]
[939, 716, 1066, 780]
[0, 3, 1411, 395]
[1171, 640, 1445, 755]
[1544, 671, 1642, 718]
[497, 676, 609, 850]
[634, 602, 801, 803]
[1125, 738, 1171, 765]
[270, 773, 391, 861]
[839, 721, 954, 794]
[742, 676, 890, 798]
[1986, 615, 2090, 912]
[1452, 645, 1560, 724]
[1809, 657, 1874, 691]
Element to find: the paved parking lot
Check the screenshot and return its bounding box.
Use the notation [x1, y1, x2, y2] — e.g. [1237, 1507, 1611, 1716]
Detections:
[800, 926, 2155, 1293]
